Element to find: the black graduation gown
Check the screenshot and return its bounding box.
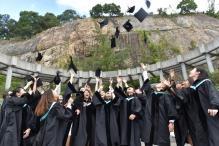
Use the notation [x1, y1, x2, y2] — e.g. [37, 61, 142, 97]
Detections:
[192, 79, 219, 146]
[32, 103, 73, 146]
[0, 98, 9, 144]
[140, 79, 178, 146]
[92, 91, 121, 146]
[167, 83, 188, 145]
[61, 82, 77, 146]
[173, 87, 209, 146]
[114, 87, 142, 146]
[0, 93, 32, 146]
[22, 104, 36, 146]
[70, 91, 96, 146]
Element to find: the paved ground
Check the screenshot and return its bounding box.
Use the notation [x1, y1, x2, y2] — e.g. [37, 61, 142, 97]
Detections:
[141, 137, 191, 146]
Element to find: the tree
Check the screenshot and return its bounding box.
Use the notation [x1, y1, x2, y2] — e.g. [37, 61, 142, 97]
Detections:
[42, 13, 60, 29]
[57, 9, 80, 24]
[90, 3, 123, 18]
[177, 0, 197, 14]
[89, 4, 103, 18]
[17, 11, 43, 39]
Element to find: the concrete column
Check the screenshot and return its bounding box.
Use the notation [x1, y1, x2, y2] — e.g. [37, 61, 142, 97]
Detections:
[159, 70, 163, 79]
[21, 78, 26, 87]
[78, 78, 82, 87]
[138, 74, 143, 87]
[181, 63, 188, 80]
[5, 66, 12, 89]
[205, 54, 214, 73]
[120, 81, 123, 89]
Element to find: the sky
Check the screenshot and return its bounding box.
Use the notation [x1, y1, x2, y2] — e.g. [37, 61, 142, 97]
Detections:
[0, 0, 219, 21]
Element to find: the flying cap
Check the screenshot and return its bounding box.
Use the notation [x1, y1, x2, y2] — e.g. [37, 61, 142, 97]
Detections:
[27, 75, 43, 88]
[98, 18, 108, 28]
[95, 68, 101, 78]
[127, 6, 135, 13]
[110, 36, 116, 48]
[54, 71, 61, 85]
[115, 26, 120, 38]
[123, 20, 133, 32]
[146, 0, 151, 9]
[35, 52, 43, 62]
[134, 8, 148, 22]
[68, 56, 78, 74]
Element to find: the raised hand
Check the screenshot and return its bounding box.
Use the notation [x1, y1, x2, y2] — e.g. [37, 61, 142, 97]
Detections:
[122, 78, 127, 83]
[109, 77, 113, 84]
[169, 69, 175, 80]
[96, 77, 100, 82]
[140, 63, 147, 71]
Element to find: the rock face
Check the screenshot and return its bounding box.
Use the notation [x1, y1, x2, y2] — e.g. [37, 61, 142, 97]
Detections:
[0, 14, 219, 69]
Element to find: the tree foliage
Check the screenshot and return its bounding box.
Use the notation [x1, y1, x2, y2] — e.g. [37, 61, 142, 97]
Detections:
[90, 3, 123, 18]
[177, 0, 198, 14]
[57, 9, 80, 24]
[0, 9, 85, 40]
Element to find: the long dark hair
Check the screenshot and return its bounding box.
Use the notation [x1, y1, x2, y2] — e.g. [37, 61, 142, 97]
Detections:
[10, 87, 24, 97]
[196, 68, 209, 80]
[35, 89, 56, 117]
[3, 91, 10, 99]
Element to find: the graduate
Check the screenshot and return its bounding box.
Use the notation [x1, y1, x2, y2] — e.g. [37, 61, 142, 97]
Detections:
[70, 84, 96, 146]
[167, 70, 193, 146]
[165, 68, 219, 146]
[139, 63, 178, 146]
[32, 88, 74, 146]
[114, 76, 142, 146]
[0, 79, 35, 146]
[0, 91, 12, 144]
[92, 77, 121, 146]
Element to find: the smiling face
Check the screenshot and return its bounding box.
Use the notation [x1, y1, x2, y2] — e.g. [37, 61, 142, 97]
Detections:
[155, 83, 167, 91]
[84, 90, 90, 100]
[189, 68, 200, 80]
[100, 91, 105, 99]
[16, 88, 26, 98]
[105, 92, 112, 100]
[127, 87, 135, 95]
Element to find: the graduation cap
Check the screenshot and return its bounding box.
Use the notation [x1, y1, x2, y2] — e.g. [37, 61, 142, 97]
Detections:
[134, 8, 148, 22]
[146, 0, 151, 9]
[110, 36, 116, 48]
[27, 76, 43, 88]
[68, 56, 78, 74]
[35, 52, 43, 62]
[97, 18, 108, 28]
[54, 71, 61, 85]
[127, 6, 135, 13]
[123, 20, 133, 32]
[95, 68, 101, 78]
[144, 31, 147, 43]
[114, 26, 120, 38]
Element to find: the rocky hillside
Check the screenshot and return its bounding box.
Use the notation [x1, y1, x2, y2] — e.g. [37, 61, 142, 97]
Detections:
[0, 14, 219, 70]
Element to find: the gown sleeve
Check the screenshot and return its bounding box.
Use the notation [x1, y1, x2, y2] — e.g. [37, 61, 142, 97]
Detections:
[54, 104, 73, 122]
[203, 81, 219, 110]
[9, 93, 31, 105]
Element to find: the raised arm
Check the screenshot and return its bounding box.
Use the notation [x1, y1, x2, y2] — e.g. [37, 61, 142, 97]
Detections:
[122, 78, 129, 88]
[116, 76, 122, 89]
[95, 77, 100, 92]
[69, 71, 75, 84]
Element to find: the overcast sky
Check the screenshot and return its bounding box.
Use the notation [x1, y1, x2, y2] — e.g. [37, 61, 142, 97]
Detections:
[0, 0, 219, 20]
